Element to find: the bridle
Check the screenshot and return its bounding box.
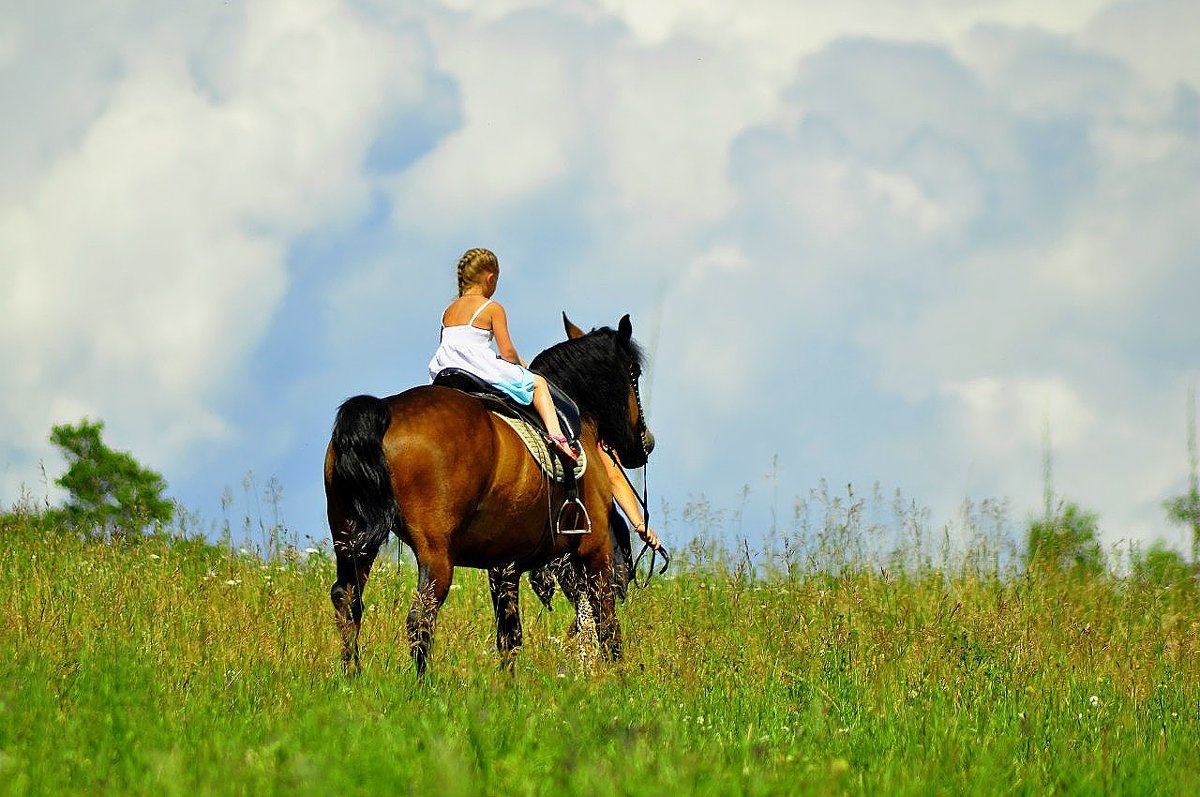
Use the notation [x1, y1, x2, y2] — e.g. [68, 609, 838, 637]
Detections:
[629, 360, 651, 455]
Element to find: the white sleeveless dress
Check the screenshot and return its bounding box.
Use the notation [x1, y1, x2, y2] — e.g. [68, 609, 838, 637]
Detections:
[427, 299, 537, 404]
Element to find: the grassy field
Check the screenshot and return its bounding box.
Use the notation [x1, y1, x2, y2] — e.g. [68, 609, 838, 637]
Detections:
[1, 515, 1198, 796]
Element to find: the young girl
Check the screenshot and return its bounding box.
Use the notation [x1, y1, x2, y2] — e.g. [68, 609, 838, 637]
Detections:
[428, 248, 578, 463]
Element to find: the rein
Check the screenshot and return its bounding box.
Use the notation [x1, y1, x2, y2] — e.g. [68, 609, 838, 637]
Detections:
[601, 439, 670, 587]
[625, 357, 671, 586]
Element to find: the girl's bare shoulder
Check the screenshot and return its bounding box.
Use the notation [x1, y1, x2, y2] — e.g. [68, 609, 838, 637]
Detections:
[442, 295, 492, 326]
[484, 299, 510, 325]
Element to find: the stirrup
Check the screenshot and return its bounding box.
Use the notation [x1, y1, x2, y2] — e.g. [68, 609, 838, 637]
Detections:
[556, 497, 591, 535]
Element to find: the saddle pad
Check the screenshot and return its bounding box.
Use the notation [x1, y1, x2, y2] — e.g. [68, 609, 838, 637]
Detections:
[493, 412, 587, 483]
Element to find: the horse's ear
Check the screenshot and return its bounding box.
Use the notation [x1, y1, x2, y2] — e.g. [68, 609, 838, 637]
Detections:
[617, 314, 633, 343]
[563, 312, 586, 340]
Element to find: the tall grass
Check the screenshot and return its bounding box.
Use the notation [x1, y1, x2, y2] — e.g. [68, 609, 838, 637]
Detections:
[1, 497, 1198, 795]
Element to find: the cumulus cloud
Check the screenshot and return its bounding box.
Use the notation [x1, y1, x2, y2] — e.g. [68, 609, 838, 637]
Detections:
[652, 22, 1200, 543]
[386, 4, 764, 267]
[0, 0, 449, 498]
[596, 0, 1114, 77]
[4, 0, 1196, 555]
[1083, 0, 1200, 90]
[369, 2, 1199, 545]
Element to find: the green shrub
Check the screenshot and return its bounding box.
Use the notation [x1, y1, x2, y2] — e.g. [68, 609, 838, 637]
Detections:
[1131, 541, 1195, 589]
[1025, 501, 1104, 575]
[49, 418, 173, 537]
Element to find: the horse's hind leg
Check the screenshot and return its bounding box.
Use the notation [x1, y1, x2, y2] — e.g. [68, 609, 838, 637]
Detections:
[330, 548, 378, 673]
[488, 563, 523, 670]
[407, 555, 453, 676]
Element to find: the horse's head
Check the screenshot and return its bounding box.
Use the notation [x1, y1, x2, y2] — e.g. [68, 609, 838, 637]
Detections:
[530, 314, 655, 468]
[564, 313, 655, 467]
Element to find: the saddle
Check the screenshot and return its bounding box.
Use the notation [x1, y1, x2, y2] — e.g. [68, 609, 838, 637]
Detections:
[432, 368, 582, 449]
[432, 368, 590, 535]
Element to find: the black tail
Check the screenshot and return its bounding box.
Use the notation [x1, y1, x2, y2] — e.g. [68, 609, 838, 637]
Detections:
[330, 395, 401, 559]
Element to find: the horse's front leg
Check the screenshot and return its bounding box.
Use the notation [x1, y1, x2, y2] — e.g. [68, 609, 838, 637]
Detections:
[553, 556, 587, 639]
[488, 563, 523, 670]
[583, 555, 622, 661]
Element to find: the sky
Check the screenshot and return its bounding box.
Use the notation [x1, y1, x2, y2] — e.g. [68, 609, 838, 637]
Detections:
[2, 0, 1198, 558]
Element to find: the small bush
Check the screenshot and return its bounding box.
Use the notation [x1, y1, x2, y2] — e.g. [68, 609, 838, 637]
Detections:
[1131, 541, 1195, 589]
[1025, 501, 1104, 575]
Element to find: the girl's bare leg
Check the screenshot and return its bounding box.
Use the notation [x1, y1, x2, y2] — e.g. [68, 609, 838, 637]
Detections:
[532, 376, 565, 439]
[532, 375, 576, 460]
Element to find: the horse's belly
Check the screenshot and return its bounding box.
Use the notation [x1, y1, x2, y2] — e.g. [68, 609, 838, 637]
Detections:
[451, 501, 556, 569]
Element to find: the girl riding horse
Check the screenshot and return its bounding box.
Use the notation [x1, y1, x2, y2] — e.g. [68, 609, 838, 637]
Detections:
[325, 300, 654, 674]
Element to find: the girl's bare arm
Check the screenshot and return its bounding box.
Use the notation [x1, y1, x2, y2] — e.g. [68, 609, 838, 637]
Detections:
[600, 447, 661, 549]
[488, 303, 525, 365]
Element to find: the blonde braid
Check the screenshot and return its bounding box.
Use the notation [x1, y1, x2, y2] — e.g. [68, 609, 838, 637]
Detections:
[456, 248, 499, 296]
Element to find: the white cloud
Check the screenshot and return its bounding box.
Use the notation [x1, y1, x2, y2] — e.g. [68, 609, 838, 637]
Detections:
[596, 0, 1115, 80]
[957, 24, 1141, 120]
[0, 0, 445, 499]
[385, 11, 583, 230]
[0, 22, 16, 68]
[337, 2, 1200, 549]
[937, 371, 1192, 545]
[1084, 0, 1200, 90]
[387, 5, 766, 261]
[5, 0, 1197, 556]
[648, 22, 1199, 545]
[943, 376, 1097, 451]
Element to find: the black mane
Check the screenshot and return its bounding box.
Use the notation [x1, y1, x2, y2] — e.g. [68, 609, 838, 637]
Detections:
[530, 324, 645, 455]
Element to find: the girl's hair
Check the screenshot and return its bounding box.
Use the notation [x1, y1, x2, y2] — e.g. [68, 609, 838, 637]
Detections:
[456, 248, 499, 295]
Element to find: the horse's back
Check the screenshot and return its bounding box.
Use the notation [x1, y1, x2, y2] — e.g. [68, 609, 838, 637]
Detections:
[380, 385, 496, 473]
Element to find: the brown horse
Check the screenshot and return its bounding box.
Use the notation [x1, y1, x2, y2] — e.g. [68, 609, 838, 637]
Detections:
[324, 314, 653, 674]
